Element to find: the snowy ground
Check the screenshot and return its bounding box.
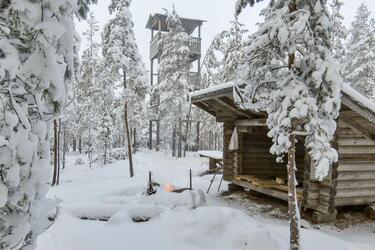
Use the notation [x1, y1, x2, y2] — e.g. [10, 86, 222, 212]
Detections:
[37, 150, 375, 250]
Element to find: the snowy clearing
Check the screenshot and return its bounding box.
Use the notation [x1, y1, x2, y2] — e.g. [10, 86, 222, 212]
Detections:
[36, 151, 375, 250]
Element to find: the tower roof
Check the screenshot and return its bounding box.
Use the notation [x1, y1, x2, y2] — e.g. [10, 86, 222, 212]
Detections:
[146, 13, 205, 35]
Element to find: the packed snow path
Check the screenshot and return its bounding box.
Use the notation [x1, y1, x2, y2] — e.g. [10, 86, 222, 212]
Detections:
[37, 151, 375, 250]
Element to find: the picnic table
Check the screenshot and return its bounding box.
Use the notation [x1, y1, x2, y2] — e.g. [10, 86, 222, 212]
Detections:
[198, 150, 223, 170]
[198, 151, 224, 193]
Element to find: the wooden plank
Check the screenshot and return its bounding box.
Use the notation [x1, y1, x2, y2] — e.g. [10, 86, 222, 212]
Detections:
[235, 119, 267, 127]
[213, 98, 252, 119]
[235, 175, 302, 197]
[232, 179, 289, 201]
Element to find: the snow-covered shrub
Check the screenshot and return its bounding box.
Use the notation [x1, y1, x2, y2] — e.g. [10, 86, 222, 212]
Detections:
[75, 157, 86, 166]
[111, 148, 128, 161]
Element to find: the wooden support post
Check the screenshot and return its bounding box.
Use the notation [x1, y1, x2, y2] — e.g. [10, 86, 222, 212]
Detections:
[189, 169, 192, 190]
[156, 120, 160, 151]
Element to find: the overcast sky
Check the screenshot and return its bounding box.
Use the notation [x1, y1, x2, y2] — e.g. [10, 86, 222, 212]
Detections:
[76, 0, 375, 70]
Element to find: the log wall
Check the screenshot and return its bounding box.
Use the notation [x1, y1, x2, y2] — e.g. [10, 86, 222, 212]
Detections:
[336, 121, 375, 206]
[240, 127, 305, 182]
[223, 122, 235, 181]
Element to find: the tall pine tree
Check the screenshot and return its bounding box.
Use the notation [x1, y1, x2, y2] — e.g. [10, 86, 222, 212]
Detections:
[330, 0, 347, 66]
[102, 0, 148, 176]
[345, 3, 375, 97]
[156, 9, 191, 149]
[236, 1, 342, 249]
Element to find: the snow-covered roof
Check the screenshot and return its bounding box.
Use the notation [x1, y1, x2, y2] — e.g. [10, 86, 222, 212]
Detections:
[146, 13, 206, 35]
[191, 82, 375, 120]
[190, 82, 235, 99]
[342, 84, 375, 115]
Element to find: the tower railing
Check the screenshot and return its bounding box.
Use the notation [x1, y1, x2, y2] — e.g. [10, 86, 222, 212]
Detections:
[150, 33, 201, 60]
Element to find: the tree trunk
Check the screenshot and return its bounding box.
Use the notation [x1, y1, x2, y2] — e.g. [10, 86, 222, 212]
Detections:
[178, 117, 182, 158]
[148, 121, 153, 150]
[125, 102, 134, 177]
[183, 102, 193, 157]
[195, 121, 200, 151]
[172, 125, 176, 157]
[78, 137, 81, 154]
[52, 119, 58, 186]
[133, 127, 137, 153]
[287, 3, 300, 248]
[63, 122, 66, 169]
[123, 68, 134, 177]
[57, 118, 61, 185]
[73, 136, 76, 152]
[288, 134, 300, 250]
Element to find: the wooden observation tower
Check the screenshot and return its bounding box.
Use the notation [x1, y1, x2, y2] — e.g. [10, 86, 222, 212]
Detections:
[146, 13, 205, 150]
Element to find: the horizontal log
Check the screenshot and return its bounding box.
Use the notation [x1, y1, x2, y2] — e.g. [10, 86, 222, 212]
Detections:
[306, 191, 319, 199]
[314, 204, 330, 214]
[335, 196, 375, 206]
[337, 171, 375, 180]
[305, 200, 318, 208]
[337, 179, 375, 189]
[336, 188, 375, 198]
[339, 154, 375, 161]
[338, 137, 375, 146]
[338, 163, 375, 172]
[235, 119, 267, 127]
[339, 145, 375, 154]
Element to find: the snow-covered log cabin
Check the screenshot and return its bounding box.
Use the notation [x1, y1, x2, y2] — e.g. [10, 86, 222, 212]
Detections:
[191, 82, 375, 222]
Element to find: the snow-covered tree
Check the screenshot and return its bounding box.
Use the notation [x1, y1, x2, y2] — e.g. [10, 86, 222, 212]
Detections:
[203, 18, 248, 85]
[345, 3, 375, 97]
[94, 63, 115, 165]
[0, 1, 97, 249]
[329, 0, 347, 66]
[102, 0, 148, 176]
[196, 19, 247, 151]
[236, 1, 342, 249]
[156, 9, 192, 148]
[75, 12, 102, 163]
